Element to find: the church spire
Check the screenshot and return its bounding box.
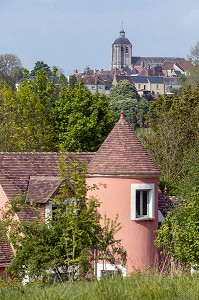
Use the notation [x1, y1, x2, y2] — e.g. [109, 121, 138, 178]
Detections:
[120, 21, 125, 37]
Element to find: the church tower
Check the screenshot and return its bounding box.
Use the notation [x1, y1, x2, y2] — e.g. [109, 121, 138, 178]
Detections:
[112, 28, 132, 70]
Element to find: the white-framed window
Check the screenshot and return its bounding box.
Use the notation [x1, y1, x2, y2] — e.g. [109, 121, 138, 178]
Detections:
[45, 198, 76, 223]
[97, 263, 126, 279]
[131, 183, 155, 221]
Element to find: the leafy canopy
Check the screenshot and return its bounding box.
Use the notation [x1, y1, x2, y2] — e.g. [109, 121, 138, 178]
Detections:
[53, 81, 115, 152]
[156, 186, 199, 267]
[137, 86, 199, 194]
[109, 80, 149, 129]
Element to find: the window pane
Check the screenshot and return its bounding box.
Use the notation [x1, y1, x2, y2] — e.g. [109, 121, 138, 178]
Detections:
[136, 191, 140, 216]
[142, 191, 148, 215]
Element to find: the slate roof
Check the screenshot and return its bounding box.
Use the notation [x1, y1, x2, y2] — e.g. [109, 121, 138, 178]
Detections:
[132, 76, 148, 84]
[0, 152, 94, 201]
[163, 77, 181, 85]
[132, 57, 185, 66]
[132, 76, 164, 84]
[147, 76, 164, 83]
[113, 29, 132, 46]
[88, 113, 161, 177]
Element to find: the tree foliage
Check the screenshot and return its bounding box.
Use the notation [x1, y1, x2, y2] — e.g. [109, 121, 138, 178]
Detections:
[137, 87, 199, 193]
[0, 54, 23, 88]
[53, 81, 115, 152]
[109, 80, 149, 128]
[0, 69, 114, 152]
[0, 160, 127, 282]
[182, 65, 199, 88]
[0, 81, 19, 151]
[189, 40, 199, 64]
[0, 69, 58, 151]
[30, 60, 52, 76]
[156, 186, 199, 267]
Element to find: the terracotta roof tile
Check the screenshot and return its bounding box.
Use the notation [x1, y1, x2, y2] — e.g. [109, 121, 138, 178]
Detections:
[162, 61, 175, 70]
[88, 115, 161, 177]
[0, 242, 14, 267]
[158, 191, 173, 216]
[26, 176, 62, 204]
[16, 206, 38, 222]
[176, 60, 192, 71]
[0, 152, 94, 201]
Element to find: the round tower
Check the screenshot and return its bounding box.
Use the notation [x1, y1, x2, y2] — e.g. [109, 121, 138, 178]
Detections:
[112, 28, 132, 70]
[87, 112, 161, 276]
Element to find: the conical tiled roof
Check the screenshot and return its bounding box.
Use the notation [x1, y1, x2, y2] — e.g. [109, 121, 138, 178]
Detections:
[88, 113, 161, 177]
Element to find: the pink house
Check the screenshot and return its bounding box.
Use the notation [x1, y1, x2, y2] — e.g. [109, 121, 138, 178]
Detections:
[0, 113, 171, 277]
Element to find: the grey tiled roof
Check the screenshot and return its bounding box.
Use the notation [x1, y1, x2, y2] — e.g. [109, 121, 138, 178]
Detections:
[113, 37, 131, 45]
[147, 76, 164, 83]
[132, 76, 164, 84]
[163, 77, 181, 85]
[132, 76, 148, 83]
[132, 56, 185, 66]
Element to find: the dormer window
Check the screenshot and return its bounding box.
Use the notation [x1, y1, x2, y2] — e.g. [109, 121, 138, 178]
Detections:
[45, 197, 76, 222]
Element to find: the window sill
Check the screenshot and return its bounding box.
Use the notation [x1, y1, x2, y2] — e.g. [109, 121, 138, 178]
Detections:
[133, 217, 154, 221]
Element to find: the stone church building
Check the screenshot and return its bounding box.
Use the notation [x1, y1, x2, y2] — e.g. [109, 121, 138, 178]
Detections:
[111, 27, 186, 72]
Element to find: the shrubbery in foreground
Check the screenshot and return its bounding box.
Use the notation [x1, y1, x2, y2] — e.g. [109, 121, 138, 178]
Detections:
[0, 273, 199, 300]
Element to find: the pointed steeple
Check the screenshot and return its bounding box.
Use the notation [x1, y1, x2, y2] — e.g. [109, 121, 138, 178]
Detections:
[88, 113, 160, 177]
[120, 20, 125, 37]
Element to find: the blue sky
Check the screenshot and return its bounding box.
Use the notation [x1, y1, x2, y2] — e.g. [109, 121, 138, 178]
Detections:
[1, 0, 199, 74]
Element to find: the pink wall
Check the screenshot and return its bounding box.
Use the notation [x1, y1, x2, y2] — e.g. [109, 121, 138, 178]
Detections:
[87, 177, 159, 274]
[0, 185, 9, 218]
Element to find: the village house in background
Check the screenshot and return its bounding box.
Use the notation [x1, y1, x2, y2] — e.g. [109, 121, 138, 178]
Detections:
[0, 113, 172, 277]
[79, 27, 191, 96]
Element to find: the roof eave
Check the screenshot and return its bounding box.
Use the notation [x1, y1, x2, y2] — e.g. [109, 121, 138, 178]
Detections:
[88, 172, 161, 178]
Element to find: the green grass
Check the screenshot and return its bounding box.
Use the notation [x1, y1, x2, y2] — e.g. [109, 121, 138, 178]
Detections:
[0, 274, 199, 300]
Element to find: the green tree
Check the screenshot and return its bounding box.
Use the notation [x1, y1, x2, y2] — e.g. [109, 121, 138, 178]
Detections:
[68, 74, 77, 88]
[83, 66, 94, 75]
[0, 69, 58, 151]
[53, 81, 115, 152]
[0, 160, 126, 282]
[14, 69, 56, 151]
[30, 60, 52, 76]
[137, 88, 199, 193]
[179, 41, 199, 88]
[183, 65, 199, 88]
[0, 81, 20, 151]
[156, 186, 199, 268]
[109, 80, 149, 128]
